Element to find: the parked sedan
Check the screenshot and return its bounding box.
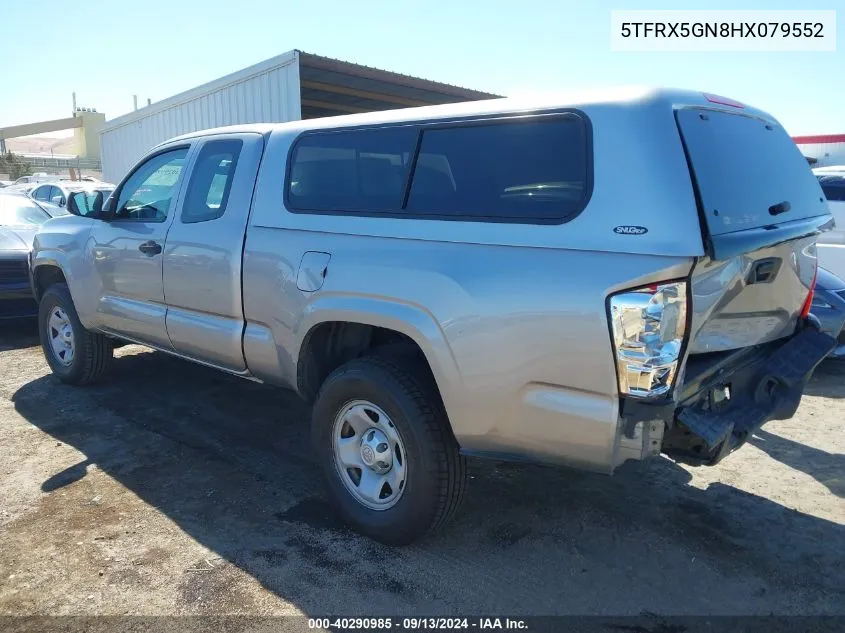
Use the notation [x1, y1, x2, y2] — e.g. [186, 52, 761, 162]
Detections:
[0, 194, 56, 319]
[813, 165, 845, 176]
[814, 174, 845, 283]
[29, 181, 115, 216]
[812, 267, 845, 360]
[1, 187, 68, 217]
[3, 182, 39, 195]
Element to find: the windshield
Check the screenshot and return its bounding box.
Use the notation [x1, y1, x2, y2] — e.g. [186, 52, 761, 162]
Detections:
[0, 195, 51, 227]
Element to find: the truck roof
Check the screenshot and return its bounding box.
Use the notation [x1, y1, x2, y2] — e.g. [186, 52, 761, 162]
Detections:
[158, 87, 778, 147]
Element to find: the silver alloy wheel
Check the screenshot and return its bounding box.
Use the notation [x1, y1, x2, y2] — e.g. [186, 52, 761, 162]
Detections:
[332, 400, 407, 511]
[48, 307, 75, 366]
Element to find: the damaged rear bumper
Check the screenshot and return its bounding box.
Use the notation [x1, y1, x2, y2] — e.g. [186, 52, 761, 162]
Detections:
[620, 319, 836, 466]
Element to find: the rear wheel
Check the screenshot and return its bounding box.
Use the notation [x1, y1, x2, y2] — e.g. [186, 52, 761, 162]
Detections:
[312, 355, 467, 545]
[39, 283, 113, 385]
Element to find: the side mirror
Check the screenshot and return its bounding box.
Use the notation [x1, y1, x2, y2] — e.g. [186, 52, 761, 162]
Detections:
[99, 193, 115, 219]
[51, 195, 65, 207]
[68, 191, 108, 218]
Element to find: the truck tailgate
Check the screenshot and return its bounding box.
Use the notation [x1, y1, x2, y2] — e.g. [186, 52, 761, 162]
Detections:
[676, 107, 832, 353]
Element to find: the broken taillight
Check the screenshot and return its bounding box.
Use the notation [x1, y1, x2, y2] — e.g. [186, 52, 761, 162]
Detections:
[609, 281, 689, 399]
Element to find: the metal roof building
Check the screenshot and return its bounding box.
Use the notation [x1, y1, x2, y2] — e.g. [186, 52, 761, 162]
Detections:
[793, 134, 845, 168]
[100, 50, 499, 183]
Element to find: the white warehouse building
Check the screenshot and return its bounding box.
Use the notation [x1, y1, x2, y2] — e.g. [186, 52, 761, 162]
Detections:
[792, 133, 845, 168]
[100, 49, 498, 183]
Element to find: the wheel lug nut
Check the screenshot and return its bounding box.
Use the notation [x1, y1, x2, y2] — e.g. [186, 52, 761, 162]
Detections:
[377, 442, 388, 452]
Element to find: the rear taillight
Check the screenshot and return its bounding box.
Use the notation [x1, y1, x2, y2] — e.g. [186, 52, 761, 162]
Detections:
[609, 281, 688, 399]
[800, 266, 818, 319]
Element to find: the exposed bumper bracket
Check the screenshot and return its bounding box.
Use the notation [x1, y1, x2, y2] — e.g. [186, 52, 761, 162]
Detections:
[666, 323, 836, 465]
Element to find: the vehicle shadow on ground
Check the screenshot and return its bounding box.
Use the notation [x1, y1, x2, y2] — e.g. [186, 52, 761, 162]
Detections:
[11, 348, 845, 615]
[804, 359, 845, 399]
[0, 319, 39, 352]
[749, 429, 844, 498]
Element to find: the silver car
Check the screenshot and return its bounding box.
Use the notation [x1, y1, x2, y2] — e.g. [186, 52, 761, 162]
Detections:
[28, 181, 115, 216]
[30, 89, 836, 544]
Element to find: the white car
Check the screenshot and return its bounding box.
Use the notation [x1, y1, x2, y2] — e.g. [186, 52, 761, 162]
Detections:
[28, 181, 115, 215]
[13, 173, 65, 185]
[813, 165, 845, 176]
[816, 173, 845, 280]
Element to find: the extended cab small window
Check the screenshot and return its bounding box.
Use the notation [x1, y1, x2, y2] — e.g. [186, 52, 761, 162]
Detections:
[114, 148, 188, 222]
[287, 127, 416, 212]
[406, 116, 589, 221]
[181, 139, 243, 223]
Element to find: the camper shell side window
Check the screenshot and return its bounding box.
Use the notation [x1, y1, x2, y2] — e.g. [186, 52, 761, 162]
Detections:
[285, 111, 593, 225]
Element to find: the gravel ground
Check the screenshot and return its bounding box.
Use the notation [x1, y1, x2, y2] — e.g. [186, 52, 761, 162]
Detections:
[0, 320, 843, 618]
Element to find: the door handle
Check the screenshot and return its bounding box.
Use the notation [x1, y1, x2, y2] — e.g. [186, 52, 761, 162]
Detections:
[747, 257, 781, 284]
[138, 240, 162, 256]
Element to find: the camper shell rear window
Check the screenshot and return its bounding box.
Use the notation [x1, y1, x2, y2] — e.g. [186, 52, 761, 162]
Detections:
[285, 111, 592, 224]
[675, 108, 829, 237]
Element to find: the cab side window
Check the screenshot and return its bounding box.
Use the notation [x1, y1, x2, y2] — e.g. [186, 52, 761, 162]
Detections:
[114, 148, 188, 222]
[181, 140, 242, 223]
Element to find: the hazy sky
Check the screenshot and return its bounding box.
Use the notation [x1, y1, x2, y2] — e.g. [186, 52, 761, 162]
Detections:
[2, 0, 842, 135]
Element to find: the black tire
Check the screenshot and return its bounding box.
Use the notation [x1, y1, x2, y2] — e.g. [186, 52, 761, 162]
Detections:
[312, 355, 467, 545]
[39, 283, 113, 385]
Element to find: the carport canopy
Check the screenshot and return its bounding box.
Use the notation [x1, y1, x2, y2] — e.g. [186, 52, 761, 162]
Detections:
[297, 51, 501, 119]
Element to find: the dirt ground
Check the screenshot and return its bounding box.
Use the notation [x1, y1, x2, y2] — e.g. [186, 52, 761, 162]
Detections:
[1, 320, 843, 618]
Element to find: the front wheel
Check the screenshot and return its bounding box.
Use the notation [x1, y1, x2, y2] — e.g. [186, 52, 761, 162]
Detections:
[312, 355, 467, 545]
[39, 283, 113, 385]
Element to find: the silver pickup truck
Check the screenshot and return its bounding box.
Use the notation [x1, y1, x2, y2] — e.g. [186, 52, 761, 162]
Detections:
[30, 89, 835, 544]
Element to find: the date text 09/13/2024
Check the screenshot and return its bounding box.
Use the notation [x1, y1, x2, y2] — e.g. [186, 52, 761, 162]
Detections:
[307, 618, 528, 630]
